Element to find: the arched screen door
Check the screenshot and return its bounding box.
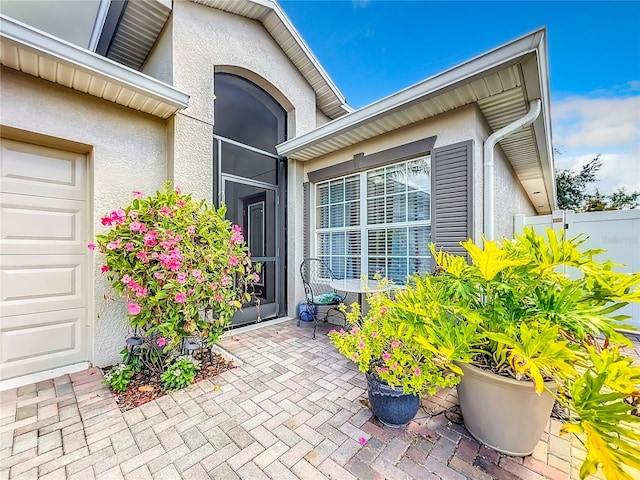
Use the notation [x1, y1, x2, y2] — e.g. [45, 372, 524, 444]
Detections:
[214, 73, 286, 326]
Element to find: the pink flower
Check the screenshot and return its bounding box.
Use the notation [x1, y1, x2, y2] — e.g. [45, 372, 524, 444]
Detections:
[127, 303, 141, 315]
[177, 200, 186, 207]
[101, 216, 112, 226]
[135, 287, 148, 298]
[121, 275, 132, 284]
[253, 274, 260, 282]
[144, 231, 158, 247]
[211, 283, 219, 290]
[216, 294, 224, 302]
[413, 368, 421, 376]
[230, 230, 244, 244]
[380, 307, 388, 315]
[110, 209, 126, 225]
[154, 272, 164, 280]
[106, 240, 122, 250]
[101, 265, 109, 273]
[136, 250, 149, 263]
[358, 341, 365, 349]
[132, 190, 143, 199]
[125, 242, 134, 251]
[382, 352, 391, 361]
[221, 276, 230, 286]
[187, 226, 196, 234]
[128, 211, 138, 219]
[328, 329, 337, 335]
[391, 341, 400, 349]
[378, 367, 390, 373]
[229, 256, 239, 266]
[352, 353, 359, 361]
[175, 292, 187, 303]
[159, 206, 171, 216]
[359, 437, 367, 446]
[371, 331, 379, 339]
[129, 222, 146, 232]
[87, 242, 96, 251]
[175, 186, 182, 193]
[156, 337, 167, 347]
[191, 269, 201, 278]
[176, 272, 187, 284]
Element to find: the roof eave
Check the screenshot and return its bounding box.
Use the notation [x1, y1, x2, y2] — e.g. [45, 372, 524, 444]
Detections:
[0, 14, 189, 119]
[267, 0, 352, 115]
[277, 29, 548, 157]
[192, 0, 352, 119]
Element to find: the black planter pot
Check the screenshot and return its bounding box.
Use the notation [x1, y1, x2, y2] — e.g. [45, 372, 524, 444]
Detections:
[366, 372, 420, 428]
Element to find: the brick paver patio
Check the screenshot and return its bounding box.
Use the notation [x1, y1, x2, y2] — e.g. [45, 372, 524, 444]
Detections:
[1, 319, 638, 479]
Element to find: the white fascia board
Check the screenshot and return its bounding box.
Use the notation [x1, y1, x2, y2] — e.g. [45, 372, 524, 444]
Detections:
[262, 0, 352, 114]
[534, 32, 557, 209]
[0, 14, 189, 110]
[88, 0, 112, 52]
[277, 28, 546, 156]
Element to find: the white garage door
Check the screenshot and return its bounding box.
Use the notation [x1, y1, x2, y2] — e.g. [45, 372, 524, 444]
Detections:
[0, 139, 89, 380]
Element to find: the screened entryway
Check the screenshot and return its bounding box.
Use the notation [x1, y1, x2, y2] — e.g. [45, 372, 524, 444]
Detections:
[213, 73, 287, 326]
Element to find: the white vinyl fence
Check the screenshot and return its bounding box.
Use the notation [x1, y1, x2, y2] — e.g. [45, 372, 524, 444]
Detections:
[514, 209, 640, 331]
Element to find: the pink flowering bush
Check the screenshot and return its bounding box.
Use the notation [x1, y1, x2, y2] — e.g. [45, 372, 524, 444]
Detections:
[92, 183, 258, 350]
[328, 281, 459, 397]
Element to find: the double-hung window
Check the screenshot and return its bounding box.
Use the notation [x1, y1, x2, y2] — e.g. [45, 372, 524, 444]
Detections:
[314, 157, 431, 284]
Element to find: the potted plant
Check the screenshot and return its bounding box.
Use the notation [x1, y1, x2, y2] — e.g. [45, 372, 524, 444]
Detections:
[328, 281, 461, 427]
[90, 183, 258, 391]
[388, 227, 640, 479]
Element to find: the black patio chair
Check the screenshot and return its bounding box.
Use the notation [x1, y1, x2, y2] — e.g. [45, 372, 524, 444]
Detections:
[299, 258, 348, 339]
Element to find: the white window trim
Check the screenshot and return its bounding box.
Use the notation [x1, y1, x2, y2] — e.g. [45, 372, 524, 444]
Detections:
[311, 156, 431, 283]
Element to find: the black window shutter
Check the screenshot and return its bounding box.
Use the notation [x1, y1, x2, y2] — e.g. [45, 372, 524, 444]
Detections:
[431, 140, 474, 263]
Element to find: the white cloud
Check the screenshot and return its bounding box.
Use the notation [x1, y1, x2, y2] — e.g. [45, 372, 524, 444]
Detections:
[552, 92, 640, 193]
[556, 152, 640, 194]
[352, 0, 371, 8]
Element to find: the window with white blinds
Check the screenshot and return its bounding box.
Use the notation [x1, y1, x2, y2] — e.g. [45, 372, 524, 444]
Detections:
[314, 157, 431, 284]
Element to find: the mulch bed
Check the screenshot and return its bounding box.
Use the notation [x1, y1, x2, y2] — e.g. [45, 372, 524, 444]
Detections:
[106, 350, 236, 412]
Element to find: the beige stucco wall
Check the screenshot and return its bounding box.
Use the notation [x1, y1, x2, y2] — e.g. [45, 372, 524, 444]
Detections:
[316, 109, 332, 126]
[295, 105, 478, 312]
[304, 105, 478, 175]
[0, 68, 168, 368]
[141, 16, 173, 85]
[299, 103, 536, 292]
[163, 1, 320, 203]
[161, 1, 323, 318]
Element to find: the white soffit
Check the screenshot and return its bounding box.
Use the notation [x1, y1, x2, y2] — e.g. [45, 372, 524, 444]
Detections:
[277, 29, 555, 214]
[0, 15, 189, 119]
[192, 0, 352, 119]
[103, 0, 172, 70]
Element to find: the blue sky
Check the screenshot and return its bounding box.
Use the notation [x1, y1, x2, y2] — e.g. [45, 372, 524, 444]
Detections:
[280, 0, 640, 195]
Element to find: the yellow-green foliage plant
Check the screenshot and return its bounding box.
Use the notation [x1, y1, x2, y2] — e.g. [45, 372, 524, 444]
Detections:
[394, 227, 639, 480]
[328, 280, 464, 397]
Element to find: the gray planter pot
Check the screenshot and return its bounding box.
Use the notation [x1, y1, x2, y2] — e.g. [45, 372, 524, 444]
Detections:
[456, 361, 556, 456]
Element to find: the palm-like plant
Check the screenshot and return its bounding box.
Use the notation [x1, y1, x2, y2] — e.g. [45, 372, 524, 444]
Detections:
[390, 228, 640, 479]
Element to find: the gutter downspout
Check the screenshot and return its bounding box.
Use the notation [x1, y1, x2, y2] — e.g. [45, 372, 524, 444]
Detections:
[483, 99, 542, 241]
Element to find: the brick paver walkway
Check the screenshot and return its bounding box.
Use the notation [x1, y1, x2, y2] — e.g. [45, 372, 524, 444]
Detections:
[1, 320, 638, 479]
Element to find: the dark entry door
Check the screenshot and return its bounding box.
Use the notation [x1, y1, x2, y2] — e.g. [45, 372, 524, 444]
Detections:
[222, 176, 279, 325]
